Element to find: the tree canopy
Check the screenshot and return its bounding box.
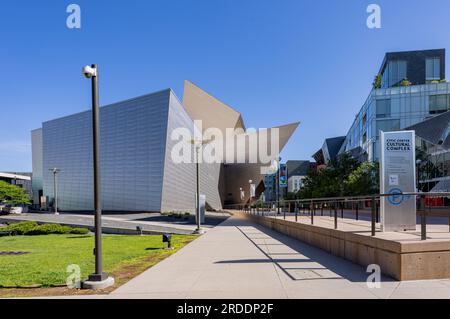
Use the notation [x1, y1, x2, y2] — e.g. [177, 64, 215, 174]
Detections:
[0, 181, 31, 205]
[298, 154, 379, 199]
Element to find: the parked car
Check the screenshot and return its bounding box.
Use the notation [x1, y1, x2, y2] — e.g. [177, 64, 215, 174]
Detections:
[0, 204, 28, 214]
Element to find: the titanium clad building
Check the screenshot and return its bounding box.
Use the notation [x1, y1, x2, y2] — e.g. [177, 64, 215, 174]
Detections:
[32, 89, 197, 212]
[31, 81, 298, 212]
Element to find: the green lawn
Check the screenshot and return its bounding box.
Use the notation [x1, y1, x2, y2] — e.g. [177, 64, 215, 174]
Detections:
[0, 234, 196, 288]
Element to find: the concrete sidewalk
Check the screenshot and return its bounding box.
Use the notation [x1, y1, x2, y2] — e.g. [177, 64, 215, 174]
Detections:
[110, 215, 450, 299]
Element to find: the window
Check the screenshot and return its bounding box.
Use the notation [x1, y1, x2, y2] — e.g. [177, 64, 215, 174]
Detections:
[362, 113, 367, 126]
[376, 99, 391, 118]
[426, 58, 441, 81]
[382, 60, 407, 88]
[362, 132, 367, 144]
[429, 94, 450, 114]
[376, 119, 400, 135]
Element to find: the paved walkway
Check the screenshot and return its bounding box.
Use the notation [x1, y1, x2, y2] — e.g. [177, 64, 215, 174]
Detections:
[110, 215, 450, 299]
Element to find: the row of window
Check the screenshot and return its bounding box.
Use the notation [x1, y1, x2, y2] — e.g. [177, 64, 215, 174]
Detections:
[376, 94, 450, 117]
[381, 57, 441, 88]
[359, 94, 449, 144]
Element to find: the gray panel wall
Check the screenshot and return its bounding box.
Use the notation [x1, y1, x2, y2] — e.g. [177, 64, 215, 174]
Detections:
[160, 92, 224, 212]
[160, 92, 196, 213]
[31, 129, 43, 205]
[42, 90, 171, 211]
[199, 162, 223, 210]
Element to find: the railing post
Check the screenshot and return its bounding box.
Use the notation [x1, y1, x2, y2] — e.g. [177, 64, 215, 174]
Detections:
[448, 200, 450, 233]
[295, 201, 298, 222]
[321, 204, 324, 216]
[420, 195, 427, 241]
[355, 202, 359, 221]
[341, 202, 344, 219]
[334, 201, 338, 229]
[283, 202, 286, 220]
[376, 200, 379, 223]
[371, 196, 376, 236]
[311, 200, 314, 225]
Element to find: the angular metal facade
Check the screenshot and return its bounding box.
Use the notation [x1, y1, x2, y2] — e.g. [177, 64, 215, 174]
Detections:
[32, 83, 299, 212]
[39, 90, 172, 211]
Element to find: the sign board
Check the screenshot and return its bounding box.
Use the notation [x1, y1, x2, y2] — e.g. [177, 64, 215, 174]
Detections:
[196, 194, 206, 224]
[279, 164, 287, 188]
[380, 131, 416, 232]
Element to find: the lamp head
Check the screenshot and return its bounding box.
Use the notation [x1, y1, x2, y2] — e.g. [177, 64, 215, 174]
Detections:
[82, 65, 97, 79]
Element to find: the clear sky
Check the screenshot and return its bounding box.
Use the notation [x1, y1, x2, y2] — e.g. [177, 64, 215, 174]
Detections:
[1, 0, 450, 171]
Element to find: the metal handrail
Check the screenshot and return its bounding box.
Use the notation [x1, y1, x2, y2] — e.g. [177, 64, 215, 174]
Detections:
[225, 192, 450, 241]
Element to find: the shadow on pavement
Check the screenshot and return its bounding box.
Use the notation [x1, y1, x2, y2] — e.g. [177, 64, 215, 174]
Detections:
[215, 217, 396, 284]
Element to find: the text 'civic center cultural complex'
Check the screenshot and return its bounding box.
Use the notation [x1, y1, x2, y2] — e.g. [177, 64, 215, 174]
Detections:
[31, 81, 298, 212]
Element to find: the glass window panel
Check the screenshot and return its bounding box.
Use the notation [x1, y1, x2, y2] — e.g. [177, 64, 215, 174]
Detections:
[426, 58, 441, 81]
[398, 61, 407, 82]
[376, 119, 400, 135]
[434, 59, 440, 78]
[376, 99, 391, 118]
[429, 94, 449, 114]
[389, 61, 397, 86]
[426, 59, 433, 79]
[386, 60, 408, 87]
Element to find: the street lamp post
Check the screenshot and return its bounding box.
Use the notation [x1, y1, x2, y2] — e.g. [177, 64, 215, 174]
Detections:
[82, 64, 114, 289]
[276, 157, 281, 214]
[248, 179, 253, 210]
[49, 168, 60, 215]
[190, 139, 211, 235]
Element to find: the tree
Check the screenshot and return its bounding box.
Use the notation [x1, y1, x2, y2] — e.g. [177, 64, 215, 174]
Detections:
[299, 154, 378, 199]
[344, 161, 379, 196]
[0, 181, 31, 205]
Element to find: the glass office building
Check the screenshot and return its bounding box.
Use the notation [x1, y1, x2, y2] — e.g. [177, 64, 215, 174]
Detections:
[337, 49, 449, 162]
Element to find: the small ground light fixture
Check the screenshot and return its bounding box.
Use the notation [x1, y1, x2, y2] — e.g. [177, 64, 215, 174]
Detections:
[163, 233, 173, 249]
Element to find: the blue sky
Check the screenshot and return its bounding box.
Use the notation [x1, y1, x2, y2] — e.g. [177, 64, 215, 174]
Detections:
[1, 0, 450, 171]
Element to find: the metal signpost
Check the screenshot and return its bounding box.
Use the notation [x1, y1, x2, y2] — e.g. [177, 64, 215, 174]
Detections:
[380, 130, 416, 232]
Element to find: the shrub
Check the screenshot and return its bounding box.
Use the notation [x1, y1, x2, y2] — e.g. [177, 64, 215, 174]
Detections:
[400, 79, 411, 86]
[24, 224, 70, 235]
[70, 227, 90, 235]
[2, 221, 89, 236]
[4, 221, 38, 235]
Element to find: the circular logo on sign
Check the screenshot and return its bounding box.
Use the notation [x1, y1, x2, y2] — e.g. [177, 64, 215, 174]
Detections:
[388, 188, 404, 205]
